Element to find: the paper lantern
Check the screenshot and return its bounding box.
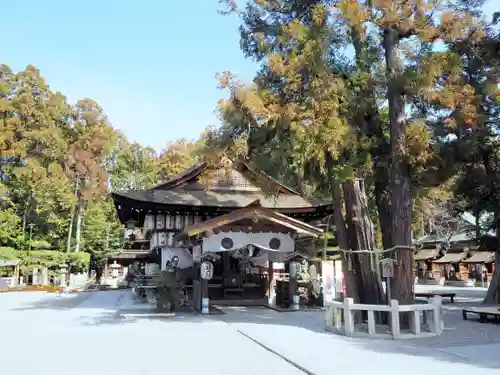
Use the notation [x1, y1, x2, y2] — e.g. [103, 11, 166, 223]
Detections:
[166, 214, 174, 229]
[289, 261, 302, 278]
[200, 261, 214, 280]
[156, 214, 165, 230]
[144, 214, 155, 231]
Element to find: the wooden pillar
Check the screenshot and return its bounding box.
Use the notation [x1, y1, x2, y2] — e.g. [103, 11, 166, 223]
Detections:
[430, 262, 441, 280]
[459, 262, 468, 281]
[289, 277, 297, 307]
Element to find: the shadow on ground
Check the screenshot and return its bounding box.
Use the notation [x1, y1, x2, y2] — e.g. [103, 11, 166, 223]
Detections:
[84, 293, 500, 369]
[5, 287, 500, 370]
[9, 292, 93, 311]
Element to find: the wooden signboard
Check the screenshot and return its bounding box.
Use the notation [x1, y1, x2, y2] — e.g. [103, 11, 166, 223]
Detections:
[381, 258, 396, 278]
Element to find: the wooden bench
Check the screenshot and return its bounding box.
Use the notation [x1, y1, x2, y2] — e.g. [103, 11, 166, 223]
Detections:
[415, 292, 456, 303]
[462, 306, 500, 322]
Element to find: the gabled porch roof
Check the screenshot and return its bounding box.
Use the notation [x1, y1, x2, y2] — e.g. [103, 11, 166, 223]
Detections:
[175, 200, 324, 240]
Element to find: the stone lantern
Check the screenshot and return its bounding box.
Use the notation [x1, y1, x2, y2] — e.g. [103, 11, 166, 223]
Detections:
[110, 261, 121, 288]
[285, 252, 309, 310]
[59, 263, 68, 287]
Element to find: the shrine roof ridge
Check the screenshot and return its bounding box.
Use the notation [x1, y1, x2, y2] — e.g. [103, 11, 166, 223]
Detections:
[112, 188, 331, 210]
[175, 200, 324, 240]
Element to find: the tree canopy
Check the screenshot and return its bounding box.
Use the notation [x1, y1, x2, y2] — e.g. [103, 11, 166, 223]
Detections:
[0, 64, 201, 275]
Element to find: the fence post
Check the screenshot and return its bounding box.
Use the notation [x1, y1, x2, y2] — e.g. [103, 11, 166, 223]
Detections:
[344, 298, 354, 336]
[410, 310, 421, 334]
[390, 299, 400, 338]
[325, 304, 333, 329]
[334, 307, 342, 330]
[367, 310, 376, 336]
[430, 296, 442, 334]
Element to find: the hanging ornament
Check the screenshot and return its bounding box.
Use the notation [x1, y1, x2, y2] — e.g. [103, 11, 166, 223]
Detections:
[347, 254, 353, 271]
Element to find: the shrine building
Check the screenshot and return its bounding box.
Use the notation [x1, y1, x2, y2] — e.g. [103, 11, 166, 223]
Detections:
[110, 160, 333, 306]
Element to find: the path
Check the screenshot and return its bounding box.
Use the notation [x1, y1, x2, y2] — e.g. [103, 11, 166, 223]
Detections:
[218, 285, 500, 374]
[1, 287, 499, 375]
[0, 291, 303, 375]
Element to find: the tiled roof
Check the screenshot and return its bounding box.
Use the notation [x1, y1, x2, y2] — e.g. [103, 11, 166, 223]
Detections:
[433, 251, 467, 263]
[463, 251, 495, 263]
[414, 249, 440, 261]
[113, 188, 330, 209]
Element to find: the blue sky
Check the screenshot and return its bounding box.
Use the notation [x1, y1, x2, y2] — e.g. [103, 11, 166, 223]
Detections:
[1, 0, 258, 150]
[1, 0, 497, 151]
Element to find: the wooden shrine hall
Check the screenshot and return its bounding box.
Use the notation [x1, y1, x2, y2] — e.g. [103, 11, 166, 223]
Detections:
[111, 160, 332, 307]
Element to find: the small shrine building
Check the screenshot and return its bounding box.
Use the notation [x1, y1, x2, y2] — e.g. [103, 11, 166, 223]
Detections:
[414, 213, 496, 285]
[111, 160, 333, 305]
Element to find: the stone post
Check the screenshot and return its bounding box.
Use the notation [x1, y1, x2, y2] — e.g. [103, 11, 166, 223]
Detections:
[430, 296, 443, 334]
[267, 261, 276, 305]
[32, 268, 39, 285]
[41, 268, 49, 285]
[390, 299, 401, 338]
[343, 297, 355, 336]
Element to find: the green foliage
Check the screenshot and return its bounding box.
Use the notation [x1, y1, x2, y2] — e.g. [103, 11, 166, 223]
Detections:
[0, 247, 17, 260]
[10, 250, 90, 276]
[0, 63, 202, 268]
[0, 208, 22, 246]
[82, 197, 123, 265]
[155, 270, 185, 312]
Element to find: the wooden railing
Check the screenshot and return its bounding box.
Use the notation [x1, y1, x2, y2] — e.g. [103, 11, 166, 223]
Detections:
[325, 297, 443, 339]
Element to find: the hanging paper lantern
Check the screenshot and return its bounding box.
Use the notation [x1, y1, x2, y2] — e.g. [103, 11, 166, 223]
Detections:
[200, 261, 214, 280]
[156, 214, 165, 230]
[165, 214, 174, 229]
[289, 261, 302, 278]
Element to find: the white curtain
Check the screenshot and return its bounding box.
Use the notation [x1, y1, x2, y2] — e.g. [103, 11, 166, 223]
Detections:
[161, 248, 193, 269]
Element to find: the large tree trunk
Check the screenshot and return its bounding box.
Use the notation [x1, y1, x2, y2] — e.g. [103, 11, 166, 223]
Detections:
[350, 21, 392, 252]
[343, 180, 385, 305]
[483, 251, 500, 304]
[74, 199, 84, 253]
[384, 28, 414, 306]
[332, 183, 358, 301]
[66, 207, 75, 252]
[374, 163, 392, 249]
[483, 225, 500, 304]
[66, 180, 79, 252]
[22, 207, 27, 243]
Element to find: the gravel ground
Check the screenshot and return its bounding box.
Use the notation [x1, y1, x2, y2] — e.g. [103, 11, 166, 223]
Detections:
[0, 291, 304, 375]
[218, 285, 500, 374]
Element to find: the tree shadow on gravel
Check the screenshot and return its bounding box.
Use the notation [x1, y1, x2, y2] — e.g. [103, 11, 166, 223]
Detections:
[7, 288, 500, 371]
[10, 292, 92, 311]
